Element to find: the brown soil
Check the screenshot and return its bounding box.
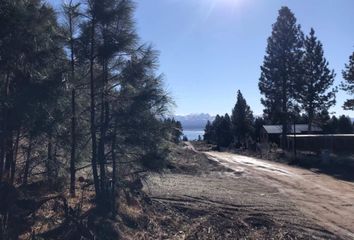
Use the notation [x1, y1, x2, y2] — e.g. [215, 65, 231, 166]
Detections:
[143, 142, 353, 239]
[8, 142, 353, 239]
[206, 151, 354, 239]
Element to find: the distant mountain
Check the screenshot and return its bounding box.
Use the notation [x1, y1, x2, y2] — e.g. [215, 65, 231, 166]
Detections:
[174, 113, 215, 130]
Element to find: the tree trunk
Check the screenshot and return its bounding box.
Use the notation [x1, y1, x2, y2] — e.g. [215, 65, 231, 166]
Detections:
[111, 120, 118, 214]
[46, 131, 53, 184]
[4, 131, 14, 181]
[70, 88, 77, 196]
[0, 73, 10, 180]
[308, 109, 314, 133]
[10, 128, 20, 184]
[89, 9, 100, 196]
[308, 121, 312, 133]
[69, 11, 77, 197]
[0, 135, 5, 180]
[281, 79, 288, 149]
[282, 122, 287, 149]
[98, 91, 106, 192]
[98, 60, 109, 193]
[23, 136, 32, 185]
[0, 111, 4, 180]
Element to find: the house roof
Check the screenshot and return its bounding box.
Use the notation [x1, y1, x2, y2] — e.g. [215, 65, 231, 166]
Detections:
[263, 125, 283, 134]
[287, 134, 354, 138]
[263, 124, 322, 134]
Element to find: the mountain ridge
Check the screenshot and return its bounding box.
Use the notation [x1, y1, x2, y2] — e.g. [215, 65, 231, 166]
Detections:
[173, 113, 215, 130]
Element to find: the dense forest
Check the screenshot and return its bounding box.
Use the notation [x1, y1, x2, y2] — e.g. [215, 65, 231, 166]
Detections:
[0, 0, 184, 239]
[204, 7, 354, 149]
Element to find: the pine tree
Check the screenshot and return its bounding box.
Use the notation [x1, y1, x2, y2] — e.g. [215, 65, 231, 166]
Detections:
[77, 0, 171, 206]
[313, 109, 330, 133]
[220, 114, 233, 147]
[341, 52, 354, 110]
[297, 28, 336, 132]
[203, 120, 212, 143]
[259, 6, 303, 147]
[163, 118, 183, 143]
[324, 116, 339, 134]
[231, 90, 254, 146]
[82, 0, 139, 198]
[0, 0, 65, 182]
[0, 0, 172, 226]
[212, 115, 222, 145]
[205, 115, 232, 148]
[337, 115, 353, 134]
[63, 0, 82, 197]
[253, 117, 267, 142]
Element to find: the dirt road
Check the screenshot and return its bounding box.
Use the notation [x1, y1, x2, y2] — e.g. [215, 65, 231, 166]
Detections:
[206, 151, 354, 239]
[144, 145, 354, 239]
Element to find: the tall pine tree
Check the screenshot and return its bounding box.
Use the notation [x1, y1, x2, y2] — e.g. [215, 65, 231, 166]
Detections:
[62, 0, 82, 197]
[341, 52, 354, 110]
[203, 120, 212, 143]
[0, 0, 65, 182]
[220, 114, 233, 147]
[259, 6, 303, 148]
[231, 90, 254, 146]
[297, 28, 336, 132]
[337, 115, 354, 134]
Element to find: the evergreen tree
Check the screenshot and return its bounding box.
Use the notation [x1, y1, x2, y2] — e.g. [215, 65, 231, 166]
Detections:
[203, 120, 212, 143]
[111, 45, 170, 195]
[163, 118, 183, 143]
[297, 28, 336, 131]
[341, 52, 354, 110]
[0, 0, 173, 230]
[62, 0, 82, 197]
[175, 121, 183, 143]
[231, 90, 254, 145]
[337, 115, 353, 134]
[253, 117, 266, 142]
[259, 6, 303, 147]
[211, 115, 222, 145]
[219, 114, 233, 147]
[205, 115, 232, 148]
[324, 116, 339, 134]
[317, 109, 331, 131]
[82, 0, 139, 199]
[0, 0, 65, 182]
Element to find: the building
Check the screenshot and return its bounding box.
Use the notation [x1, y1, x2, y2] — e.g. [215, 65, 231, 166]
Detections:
[260, 124, 322, 145]
[287, 134, 354, 153]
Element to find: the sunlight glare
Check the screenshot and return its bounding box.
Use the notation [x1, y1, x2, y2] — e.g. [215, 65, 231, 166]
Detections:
[207, 0, 246, 14]
[217, 0, 244, 7]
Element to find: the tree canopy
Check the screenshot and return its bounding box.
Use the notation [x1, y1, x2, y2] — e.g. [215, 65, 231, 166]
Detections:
[231, 90, 254, 145]
[342, 52, 354, 110]
[0, 0, 173, 216]
[296, 28, 336, 131]
[259, 6, 304, 147]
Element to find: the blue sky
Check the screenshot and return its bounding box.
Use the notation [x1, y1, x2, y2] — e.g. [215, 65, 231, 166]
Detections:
[49, 0, 354, 117]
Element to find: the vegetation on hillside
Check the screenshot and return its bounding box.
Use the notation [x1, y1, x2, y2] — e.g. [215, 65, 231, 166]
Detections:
[0, 0, 181, 238]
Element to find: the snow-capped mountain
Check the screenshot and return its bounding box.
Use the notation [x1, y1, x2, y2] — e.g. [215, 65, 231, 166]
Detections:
[174, 113, 215, 130]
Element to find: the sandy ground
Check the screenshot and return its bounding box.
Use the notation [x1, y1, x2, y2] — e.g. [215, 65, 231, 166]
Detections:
[206, 151, 354, 239]
[143, 143, 354, 239]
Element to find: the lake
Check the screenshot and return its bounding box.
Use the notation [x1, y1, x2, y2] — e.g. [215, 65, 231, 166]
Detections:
[183, 129, 204, 141]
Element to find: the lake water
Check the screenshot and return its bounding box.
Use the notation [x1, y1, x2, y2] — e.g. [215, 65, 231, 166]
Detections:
[183, 130, 204, 141]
